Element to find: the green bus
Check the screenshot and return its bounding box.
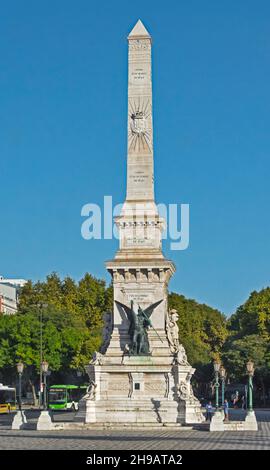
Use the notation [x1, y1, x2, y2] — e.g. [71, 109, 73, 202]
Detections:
[48, 385, 87, 411]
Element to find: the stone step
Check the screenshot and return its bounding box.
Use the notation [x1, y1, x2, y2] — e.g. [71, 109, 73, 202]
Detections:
[59, 422, 194, 431]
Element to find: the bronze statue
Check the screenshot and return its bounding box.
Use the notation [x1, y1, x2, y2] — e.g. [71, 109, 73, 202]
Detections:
[116, 299, 163, 355]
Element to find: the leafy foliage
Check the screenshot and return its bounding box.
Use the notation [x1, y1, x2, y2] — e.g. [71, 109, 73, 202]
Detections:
[0, 273, 111, 385]
[222, 288, 270, 403]
[1, 272, 269, 398]
[168, 292, 228, 366]
[228, 288, 270, 340]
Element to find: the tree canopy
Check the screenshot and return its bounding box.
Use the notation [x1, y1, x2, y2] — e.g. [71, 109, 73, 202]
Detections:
[168, 292, 228, 366]
[0, 273, 269, 402]
[222, 288, 270, 403]
[0, 273, 112, 386]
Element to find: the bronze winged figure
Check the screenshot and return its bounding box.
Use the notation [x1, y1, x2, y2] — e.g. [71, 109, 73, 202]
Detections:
[115, 299, 163, 355]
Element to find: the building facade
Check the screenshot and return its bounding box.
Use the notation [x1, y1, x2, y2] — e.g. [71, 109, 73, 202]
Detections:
[0, 276, 27, 314]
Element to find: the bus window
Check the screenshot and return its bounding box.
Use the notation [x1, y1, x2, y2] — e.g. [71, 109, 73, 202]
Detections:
[48, 389, 67, 405]
[0, 386, 16, 413]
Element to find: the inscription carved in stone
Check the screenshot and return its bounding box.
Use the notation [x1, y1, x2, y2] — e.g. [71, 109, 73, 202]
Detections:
[145, 382, 166, 393]
[129, 39, 151, 51]
[109, 381, 130, 391]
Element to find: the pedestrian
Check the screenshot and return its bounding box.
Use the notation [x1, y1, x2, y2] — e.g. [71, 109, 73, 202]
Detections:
[232, 394, 238, 408]
[206, 401, 213, 421]
[224, 399, 229, 421]
[241, 395, 246, 410]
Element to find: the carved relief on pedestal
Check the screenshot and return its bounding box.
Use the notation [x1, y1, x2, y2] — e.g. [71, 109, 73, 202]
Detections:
[113, 269, 125, 283]
[90, 351, 104, 365]
[109, 382, 130, 391]
[144, 382, 166, 394]
[176, 381, 190, 401]
[110, 267, 173, 286]
[166, 308, 180, 354]
[128, 98, 153, 154]
[165, 308, 189, 365]
[164, 373, 170, 398]
[108, 374, 131, 397]
[100, 312, 112, 355]
[85, 381, 97, 401]
[174, 368, 205, 422]
[176, 376, 197, 405]
[175, 345, 189, 366]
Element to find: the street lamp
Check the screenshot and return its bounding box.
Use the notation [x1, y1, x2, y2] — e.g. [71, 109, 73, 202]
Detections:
[76, 370, 82, 385]
[220, 366, 226, 406]
[41, 361, 49, 410]
[246, 360, 255, 413]
[37, 302, 48, 407]
[16, 362, 24, 411]
[213, 361, 221, 409]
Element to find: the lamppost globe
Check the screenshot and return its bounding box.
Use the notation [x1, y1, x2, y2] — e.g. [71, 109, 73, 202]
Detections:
[247, 360, 254, 376]
[41, 361, 49, 374]
[17, 362, 24, 374]
[214, 361, 221, 373]
[41, 361, 49, 410]
[220, 366, 226, 379]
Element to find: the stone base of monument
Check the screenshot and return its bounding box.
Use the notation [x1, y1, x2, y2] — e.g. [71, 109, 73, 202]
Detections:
[12, 410, 28, 430]
[244, 411, 258, 431]
[209, 410, 224, 431]
[73, 356, 205, 428]
[209, 410, 258, 432]
[36, 410, 54, 431]
[59, 422, 191, 430]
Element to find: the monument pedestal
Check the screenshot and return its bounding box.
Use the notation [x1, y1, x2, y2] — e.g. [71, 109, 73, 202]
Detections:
[76, 354, 204, 427]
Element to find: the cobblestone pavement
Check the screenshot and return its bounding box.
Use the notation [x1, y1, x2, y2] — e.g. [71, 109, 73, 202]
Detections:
[0, 409, 269, 450]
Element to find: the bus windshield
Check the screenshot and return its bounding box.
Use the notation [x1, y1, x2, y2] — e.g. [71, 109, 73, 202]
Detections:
[0, 389, 16, 406]
[48, 389, 66, 403]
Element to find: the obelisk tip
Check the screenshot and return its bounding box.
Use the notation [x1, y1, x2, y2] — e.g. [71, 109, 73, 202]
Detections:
[128, 19, 151, 39]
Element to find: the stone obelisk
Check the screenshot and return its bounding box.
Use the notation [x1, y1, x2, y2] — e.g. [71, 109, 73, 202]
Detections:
[82, 20, 204, 427]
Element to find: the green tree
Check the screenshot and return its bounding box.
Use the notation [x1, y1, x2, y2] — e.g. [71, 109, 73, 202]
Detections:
[229, 288, 270, 340]
[61, 277, 80, 315]
[168, 292, 228, 394]
[168, 292, 227, 366]
[222, 287, 270, 404]
[77, 273, 106, 328]
[0, 272, 111, 388]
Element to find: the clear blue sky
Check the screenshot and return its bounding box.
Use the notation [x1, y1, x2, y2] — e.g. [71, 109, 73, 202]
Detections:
[0, 0, 269, 315]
